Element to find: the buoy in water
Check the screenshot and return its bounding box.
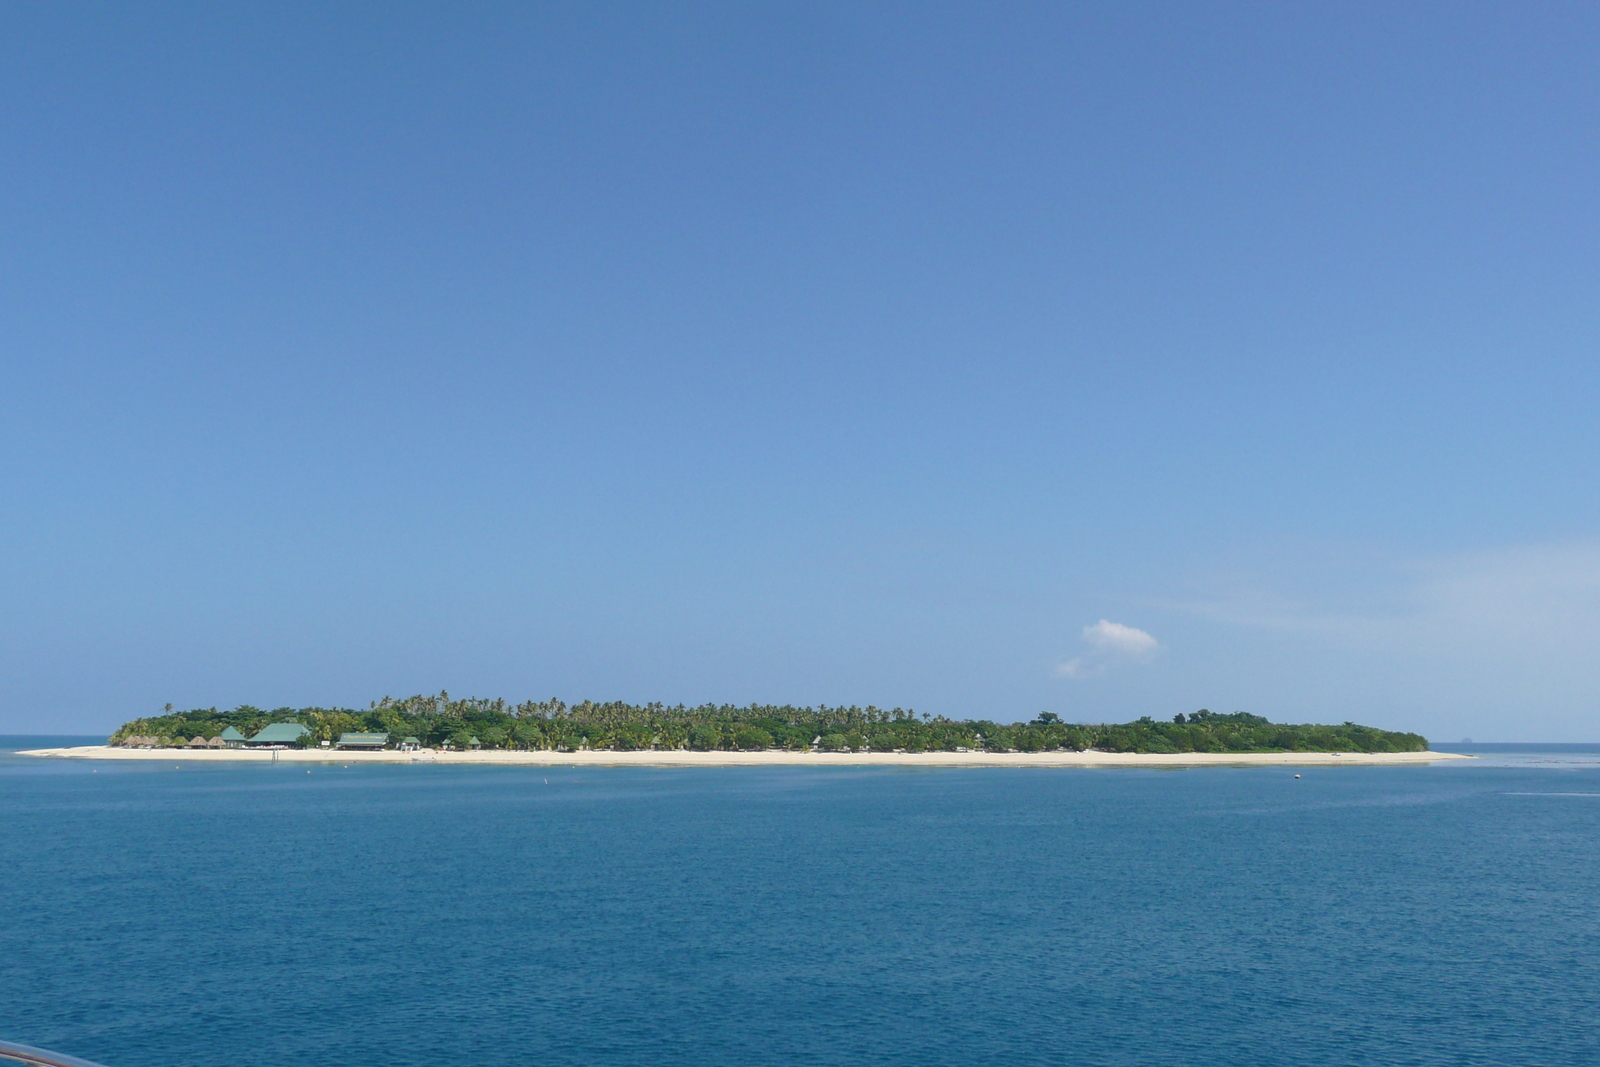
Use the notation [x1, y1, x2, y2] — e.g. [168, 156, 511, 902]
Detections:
[1294, 774, 1301, 779]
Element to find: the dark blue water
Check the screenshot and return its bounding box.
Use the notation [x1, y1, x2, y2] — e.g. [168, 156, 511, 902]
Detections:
[4, 739, 1598, 1067]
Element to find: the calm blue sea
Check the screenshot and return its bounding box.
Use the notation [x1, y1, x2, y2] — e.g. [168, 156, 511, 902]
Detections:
[3, 737, 1598, 1067]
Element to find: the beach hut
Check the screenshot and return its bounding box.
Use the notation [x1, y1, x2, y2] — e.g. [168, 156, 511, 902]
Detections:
[336, 732, 389, 750]
[208, 736, 226, 748]
[187, 736, 208, 748]
[467, 736, 482, 750]
[218, 726, 247, 749]
[398, 737, 421, 751]
[245, 723, 310, 747]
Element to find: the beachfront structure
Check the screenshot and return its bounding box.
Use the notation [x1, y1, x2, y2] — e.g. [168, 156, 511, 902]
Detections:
[399, 737, 421, 751]
[218, 726, 246, 748]
[245, 723, 310, 747]
[336, 732, 388, 750]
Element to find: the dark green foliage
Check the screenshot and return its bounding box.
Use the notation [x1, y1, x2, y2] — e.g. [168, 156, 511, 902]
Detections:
[107, 694, 1428, 753]
[732, 726, 773, 751]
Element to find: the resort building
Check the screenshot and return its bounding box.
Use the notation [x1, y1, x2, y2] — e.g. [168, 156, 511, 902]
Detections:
[398, 737, 421, 751]
[218, 726, 247, 748]
[336, 732, 389, 750]
[245, 723, 310, 747]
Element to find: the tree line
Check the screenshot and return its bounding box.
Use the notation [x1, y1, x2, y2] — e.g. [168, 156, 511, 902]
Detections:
[107, 694, 1429, 754]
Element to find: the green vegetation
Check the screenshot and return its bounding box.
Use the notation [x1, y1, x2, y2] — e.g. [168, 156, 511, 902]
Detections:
[108, 695, 1428, 753]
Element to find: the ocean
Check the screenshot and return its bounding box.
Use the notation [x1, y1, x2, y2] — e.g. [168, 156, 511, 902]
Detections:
[3, 737, 1598, 1067]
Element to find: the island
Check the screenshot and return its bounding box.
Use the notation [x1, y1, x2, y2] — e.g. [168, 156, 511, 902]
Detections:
[18, 694, 1468, 766]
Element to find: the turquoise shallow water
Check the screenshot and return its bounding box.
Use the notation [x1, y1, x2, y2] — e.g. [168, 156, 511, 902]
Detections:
[3, 738, 1598, 1067]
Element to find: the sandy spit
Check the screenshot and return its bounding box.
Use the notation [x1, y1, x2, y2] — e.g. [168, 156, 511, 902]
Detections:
[18, 746, 1472, 768]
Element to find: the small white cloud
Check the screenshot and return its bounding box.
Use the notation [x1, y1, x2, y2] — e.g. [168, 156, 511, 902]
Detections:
[1056, 620, 1160, 678]
[1082, 619, 1160, 655]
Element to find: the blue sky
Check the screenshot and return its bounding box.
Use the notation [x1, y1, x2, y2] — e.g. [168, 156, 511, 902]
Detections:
[4, 3, 1598, 739]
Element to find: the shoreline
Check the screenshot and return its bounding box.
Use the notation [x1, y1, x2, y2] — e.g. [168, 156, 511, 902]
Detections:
[17, 745, 1472, 768]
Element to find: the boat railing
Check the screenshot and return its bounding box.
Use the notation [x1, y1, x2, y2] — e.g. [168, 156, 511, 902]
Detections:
[0, 1040, 113, 1067]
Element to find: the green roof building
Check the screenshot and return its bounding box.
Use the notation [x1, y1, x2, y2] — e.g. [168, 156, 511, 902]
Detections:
[336, 732, 389, 750]
[246, 723, 310, 746]
[218, 726, 247, 748]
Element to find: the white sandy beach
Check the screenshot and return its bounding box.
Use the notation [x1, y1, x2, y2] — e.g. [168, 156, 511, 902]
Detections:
[18, 745, 1471, 768]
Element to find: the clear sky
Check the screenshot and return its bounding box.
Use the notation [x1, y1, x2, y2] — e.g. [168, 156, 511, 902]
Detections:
[4, 3, 1598, 739]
